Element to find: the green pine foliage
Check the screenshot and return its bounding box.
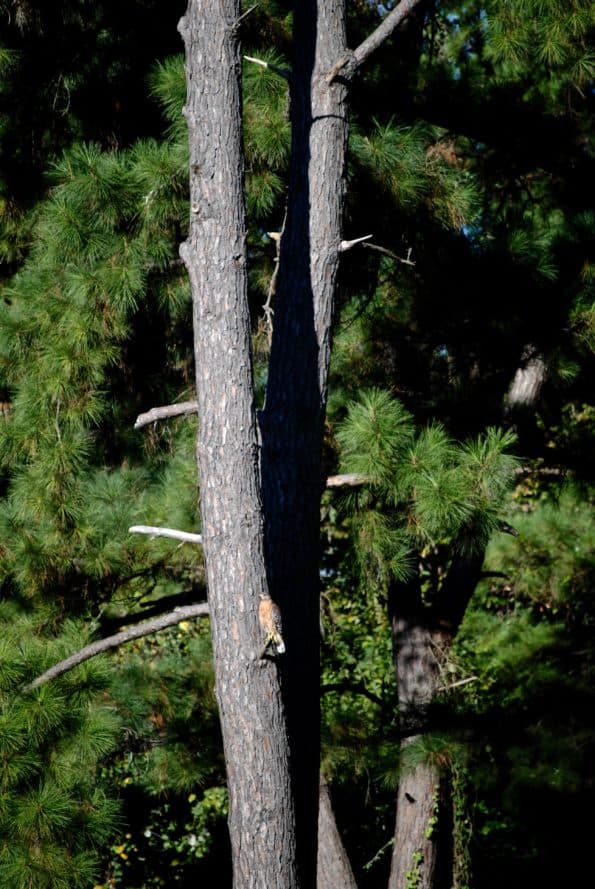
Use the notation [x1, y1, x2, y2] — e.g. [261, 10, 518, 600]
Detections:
[350, 120, 479, 230]
[450, 484, 595, 884]
[0, 602, 121, 889]
[336, 388, 518, 588]
[98, 622, 227, 888]
[0, 107, 192, 604]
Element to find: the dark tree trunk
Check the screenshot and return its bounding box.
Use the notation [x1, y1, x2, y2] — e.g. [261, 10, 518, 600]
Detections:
[388, 555, 483, 889]
[259, 4, 349, 884]
[317, 777, 359, 889]
[178, 3, 297, 886]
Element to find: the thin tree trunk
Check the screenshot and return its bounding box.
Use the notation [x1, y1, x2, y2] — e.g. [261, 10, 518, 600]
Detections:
[178, 3, 297, 886]
[317, 777, 358, 889]
[260, 6, 426, 878]
[391, 753, 441, 889]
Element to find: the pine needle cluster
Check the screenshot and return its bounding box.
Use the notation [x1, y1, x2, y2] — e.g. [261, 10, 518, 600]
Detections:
[0, 95, 193, 603]
[0, 603, 121, 889]
[337, 389, 518, 590]
[350, 119, 479, 232]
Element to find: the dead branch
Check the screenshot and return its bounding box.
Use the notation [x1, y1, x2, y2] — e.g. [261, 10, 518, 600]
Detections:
[24, 603, 209, 692]
[363, 242, 415, 265]
[326, 473, 368, 488]
[244, 54, 291, 81]
[339, 234, 373, 252]
[129, 525, 203, 545]
[134, 400, 198, 429]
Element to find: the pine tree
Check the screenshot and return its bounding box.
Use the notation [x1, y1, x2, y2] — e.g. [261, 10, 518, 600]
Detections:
[0, 603, 120, 888]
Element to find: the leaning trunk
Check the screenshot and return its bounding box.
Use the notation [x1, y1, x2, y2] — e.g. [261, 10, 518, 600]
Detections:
[179, 3, 297, 886]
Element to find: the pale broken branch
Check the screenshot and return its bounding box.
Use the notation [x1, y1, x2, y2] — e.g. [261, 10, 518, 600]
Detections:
[326, 473, 368, 488]
[262, 212, 287, 344]
[129, 525, 203, 545]
[24, 603, 210, 691]
[134, 400, 198, 429]
[436, 675, 478, 693]
[339, 234, 373, 253]
[244, 55, 290, 81]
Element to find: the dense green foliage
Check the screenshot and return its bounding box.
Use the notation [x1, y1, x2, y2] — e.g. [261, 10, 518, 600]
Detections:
[0, 0, 592, 886]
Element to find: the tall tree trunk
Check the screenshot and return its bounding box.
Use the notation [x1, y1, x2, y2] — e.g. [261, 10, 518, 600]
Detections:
[260, 4, 423, 881]
[259, 4, 349, 883]
[179, 2, 425, 886]
[388, 555, 483, 889]
[178, 3, 297, 886]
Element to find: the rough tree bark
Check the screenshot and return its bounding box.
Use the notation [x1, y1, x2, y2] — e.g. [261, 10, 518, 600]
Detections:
[388, 556, 483, 889]
[259, 4, 425, 882]
[178, 2, 424, 887]
[178, 3, 297, 886]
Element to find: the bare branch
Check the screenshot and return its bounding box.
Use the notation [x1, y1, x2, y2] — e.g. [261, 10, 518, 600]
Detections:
[326, 473, 368, 488]
[436, 675, 478, 693]
[263, 212, 286, 344]
[244, 55, 291, 81]
[327, 0, 425, 83]
[235, 3, 258, 27]
[134, 400, 198, 429]
[24, 603, 210, 691]
[351, 0, 425, 71]
[363, 242, 415, 266]
[129, 525, 203, 545]
[339, 234, 373, 253]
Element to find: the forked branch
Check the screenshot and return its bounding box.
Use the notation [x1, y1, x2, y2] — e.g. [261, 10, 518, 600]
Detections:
[328, 0, 426, 82]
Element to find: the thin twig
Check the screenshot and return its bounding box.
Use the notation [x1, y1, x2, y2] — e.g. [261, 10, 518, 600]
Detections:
[363, 242, 415, 265]
[262, 211, 287, 344]
[129, 525, 203, 545]
[235, 3, 258, 27]
[436, 675, 478, 693]
[24, 603, 210, 692]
